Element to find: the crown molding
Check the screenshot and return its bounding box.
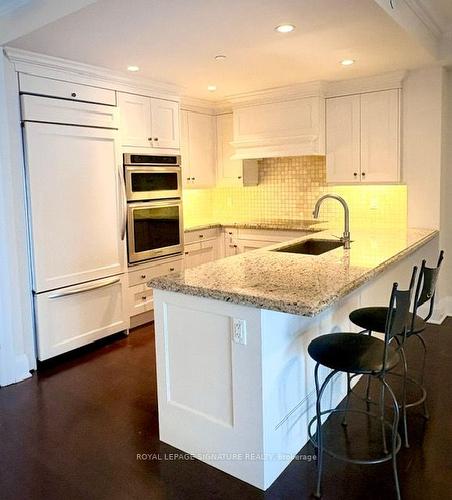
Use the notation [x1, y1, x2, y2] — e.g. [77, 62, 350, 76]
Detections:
[326, 70, 406, 97]
[225, 80, 328, 108]
[404, 0, 443, 38]
[4, 47, 182, 100]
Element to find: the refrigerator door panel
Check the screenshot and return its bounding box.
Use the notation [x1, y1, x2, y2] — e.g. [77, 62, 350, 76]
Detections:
[23, 122, 126, 292]
[34, 274, 129, 360]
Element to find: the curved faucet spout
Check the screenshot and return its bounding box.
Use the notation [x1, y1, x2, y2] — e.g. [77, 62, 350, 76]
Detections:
[312, 194, 351, 249]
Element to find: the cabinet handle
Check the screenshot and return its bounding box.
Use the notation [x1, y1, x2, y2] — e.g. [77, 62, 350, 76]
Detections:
[228, 232, 232, 235]
[141, 296, 147, 300]
[186, 177, 191, 181]
[154, 137, 159, 141]
[199, 234, 204, 238]
[184, 251, 189, 255]
[71, 92, 77, 97]
[141, 274, 146, 279]
[238, 176, 242, 179]
[361, 172, 366, 177]
[191, 177, 195, 181]
[48, 276, 120, 298]
[353, 172, 357, 177]
[169, 267, 175, 271]
[233, 245, 238, 248]
[148, 137, 153, 141]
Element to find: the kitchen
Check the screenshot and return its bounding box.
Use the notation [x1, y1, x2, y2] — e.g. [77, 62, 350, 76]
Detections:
[0, 1, 451, 499]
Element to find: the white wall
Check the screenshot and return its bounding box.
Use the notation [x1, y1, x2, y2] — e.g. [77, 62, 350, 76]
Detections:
[0, 50, 35, 385]
[403, 66, 445, 230]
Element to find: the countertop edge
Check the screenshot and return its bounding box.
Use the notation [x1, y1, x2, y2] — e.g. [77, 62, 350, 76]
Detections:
[150, 229, 439, 317]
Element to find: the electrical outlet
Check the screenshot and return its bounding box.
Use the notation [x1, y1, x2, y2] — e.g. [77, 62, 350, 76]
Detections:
[232, 318, 247, 345]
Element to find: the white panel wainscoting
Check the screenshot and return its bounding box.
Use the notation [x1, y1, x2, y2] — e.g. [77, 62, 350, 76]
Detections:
[153, 235, 439, 490]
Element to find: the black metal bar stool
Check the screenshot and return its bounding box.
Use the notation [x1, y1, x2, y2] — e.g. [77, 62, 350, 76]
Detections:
[349, 251, 444, 447]
[307, 270, 416, 500]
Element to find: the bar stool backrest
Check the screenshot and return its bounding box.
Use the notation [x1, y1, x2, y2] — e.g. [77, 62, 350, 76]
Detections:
[412, 250, 444, 324]
[383, 267, 417, 372]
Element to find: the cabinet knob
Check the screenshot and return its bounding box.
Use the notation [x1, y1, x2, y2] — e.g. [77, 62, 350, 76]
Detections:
[141, 296, 147, 300]
[186, 177, 191, 181]
[361, 172, 366, 177]
[169, 267, 175, 271]
[141, 274, 146, 279]
[199, 234, 204, 238]
[238, 176, 242, 179]
[154, 137, 159, 141]
[71, 92, 77, 97]
[233, 245, 238, 248]
[191, 177, 195, 181]
[148, 137, 153, 141]
[228, 232, 232, 235]
[353, 172, 357, 177]
[184, 251, 189, 255]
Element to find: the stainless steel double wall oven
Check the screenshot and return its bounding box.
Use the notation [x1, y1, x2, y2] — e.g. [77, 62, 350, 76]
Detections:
[124, 154, 183, 264]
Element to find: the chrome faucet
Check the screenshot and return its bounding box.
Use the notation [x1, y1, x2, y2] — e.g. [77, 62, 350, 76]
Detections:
[312, 194, 351, 249]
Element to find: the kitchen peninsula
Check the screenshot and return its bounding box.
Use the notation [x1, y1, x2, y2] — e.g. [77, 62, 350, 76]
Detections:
[150, 227, 438, 490]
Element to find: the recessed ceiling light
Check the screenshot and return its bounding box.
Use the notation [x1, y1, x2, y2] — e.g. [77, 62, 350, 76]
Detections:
[207, 85, 217, 92]
[275, 24, 295, 33]
[215, 55, 226, 61]
[340, 59, 355, 66]
[127, 65, 140, 72]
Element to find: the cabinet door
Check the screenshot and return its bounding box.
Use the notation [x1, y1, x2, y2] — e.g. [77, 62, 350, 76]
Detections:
[35, 274, 128, 360]
[150, 98, 180, 149]
[187, 111, 216, 188]
[326, 95, 361, 183]
[360, 89, 399, 183]
[24, 123, 126, 292]
[216, 113, 243, 186]
[184, 240, 217, 268]
[118, 92, 152, 147]
[237, 239, 277, 253]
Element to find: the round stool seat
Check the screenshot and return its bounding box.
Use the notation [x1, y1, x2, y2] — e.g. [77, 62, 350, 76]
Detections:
[308, 332, 399, 374]
[349, 307, 426, 335]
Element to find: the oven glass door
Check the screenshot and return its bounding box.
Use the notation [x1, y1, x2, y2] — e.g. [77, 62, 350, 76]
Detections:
[125, 166, 181, 201]
[128, 200, 183, 263]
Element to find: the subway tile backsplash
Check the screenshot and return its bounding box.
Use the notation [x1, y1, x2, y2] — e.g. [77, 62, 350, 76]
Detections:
[183, 156, 407, 230]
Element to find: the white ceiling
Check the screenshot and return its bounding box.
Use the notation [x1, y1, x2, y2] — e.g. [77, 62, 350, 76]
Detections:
[419, 0, 452, 34]
[9, 0, 436, 100]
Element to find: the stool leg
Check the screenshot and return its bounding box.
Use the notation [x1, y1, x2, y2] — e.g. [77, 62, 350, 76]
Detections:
[416, 334, 429, 420]
[341, 373, 351, 427]
[399, 347, 409, 448]
[382, 377, 401, 500]
[365, 331, 373, 403]
[313, 365, 336, 499]
[379, 379, 388, 454]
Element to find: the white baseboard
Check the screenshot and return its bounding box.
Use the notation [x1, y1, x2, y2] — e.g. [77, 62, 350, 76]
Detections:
[429, 296, 452, 325]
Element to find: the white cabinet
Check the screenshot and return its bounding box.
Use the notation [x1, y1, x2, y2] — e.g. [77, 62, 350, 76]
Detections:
[360, 90, 399, 183]
[23, 122, 126, 292]
[118, 92, 180, 149]
[231, 97, 325, 159]
[216, 113, 244, 186]
[128, 256, 183, 319]
[180, 110, 216, 188]
[326, 89, 400, 183]
[34, 275, 128, 360]
[184, 240, 218, 268]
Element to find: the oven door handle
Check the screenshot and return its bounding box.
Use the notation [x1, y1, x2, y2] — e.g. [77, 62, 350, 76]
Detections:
[117, 164, 127, 241]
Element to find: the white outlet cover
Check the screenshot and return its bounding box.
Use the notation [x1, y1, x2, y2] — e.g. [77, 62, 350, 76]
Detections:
[232, 318, 247, 345]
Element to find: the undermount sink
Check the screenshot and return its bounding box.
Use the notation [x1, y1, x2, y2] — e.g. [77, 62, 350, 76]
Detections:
[273, 239, 346, 256]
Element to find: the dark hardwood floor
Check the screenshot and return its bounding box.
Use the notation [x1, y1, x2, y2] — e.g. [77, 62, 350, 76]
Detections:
[0, 319, 451, 500]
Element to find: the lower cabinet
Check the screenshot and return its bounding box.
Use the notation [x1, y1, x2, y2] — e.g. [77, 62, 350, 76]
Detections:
[184, 239, 219, 269]
[34, 274, 129, 361]
[128, 255, 183, 325]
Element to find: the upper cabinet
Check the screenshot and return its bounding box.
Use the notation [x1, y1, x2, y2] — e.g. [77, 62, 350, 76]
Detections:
[180, 109, 216, 188]
[118, 92, 180, 149]
[231, 97, 325, 159]
[326, 89, 400, 183]
[216, 113, 258, 187]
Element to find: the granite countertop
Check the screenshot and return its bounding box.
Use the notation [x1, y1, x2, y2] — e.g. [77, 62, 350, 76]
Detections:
[150, 228, 438, 317]
[184, 219, 324, 233]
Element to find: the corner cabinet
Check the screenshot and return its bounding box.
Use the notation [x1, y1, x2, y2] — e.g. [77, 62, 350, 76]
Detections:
[118, 92, 180, 149]
[326, 89, 400, 183]
[180, 109, 216, 188]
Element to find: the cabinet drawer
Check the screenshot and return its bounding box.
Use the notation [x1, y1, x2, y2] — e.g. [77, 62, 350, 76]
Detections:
[128, 283, 153, 317]
[21, 95, 119, 128]
[35, 275, 128, 360]
[184, 227, 219, 244]
[19, 73, 116, 106]
[128, 256, 183, 286]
